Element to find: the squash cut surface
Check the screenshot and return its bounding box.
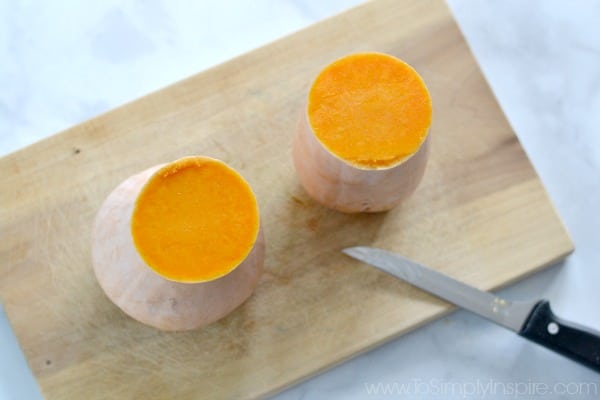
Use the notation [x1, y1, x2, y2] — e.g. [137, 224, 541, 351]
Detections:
[131, 157, 259, 283]
[307, 52, 432, 168]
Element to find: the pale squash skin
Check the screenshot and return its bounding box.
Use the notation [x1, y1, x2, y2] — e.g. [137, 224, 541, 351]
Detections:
[293, 112, 430, 213]
[92, 164, 264, 331]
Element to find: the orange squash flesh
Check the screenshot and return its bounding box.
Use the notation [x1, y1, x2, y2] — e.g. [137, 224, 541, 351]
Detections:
[131, 157, 259, 283]
[307, 52, 432, 168]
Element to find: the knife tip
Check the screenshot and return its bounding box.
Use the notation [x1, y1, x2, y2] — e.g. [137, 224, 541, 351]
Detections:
[342, 246, 368, 258]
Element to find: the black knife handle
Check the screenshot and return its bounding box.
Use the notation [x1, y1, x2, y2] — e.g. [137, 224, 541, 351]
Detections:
[519, 300, 600, 373]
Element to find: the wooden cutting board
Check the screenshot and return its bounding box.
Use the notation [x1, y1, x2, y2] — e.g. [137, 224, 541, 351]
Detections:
[0, 0, 574, 398]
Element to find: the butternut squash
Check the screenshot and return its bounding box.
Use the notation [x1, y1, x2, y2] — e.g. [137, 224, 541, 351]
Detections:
[92, 156, 264, 331]
[293, 52, 432, 212]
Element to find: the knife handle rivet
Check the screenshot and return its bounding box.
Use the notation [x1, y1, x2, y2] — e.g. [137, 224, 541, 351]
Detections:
[547, 322, 560, 335]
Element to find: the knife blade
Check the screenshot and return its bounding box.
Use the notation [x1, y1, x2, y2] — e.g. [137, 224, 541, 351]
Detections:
[343, 246, 600, 373]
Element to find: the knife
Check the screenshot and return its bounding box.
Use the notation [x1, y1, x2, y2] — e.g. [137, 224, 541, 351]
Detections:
[343, 246, 600, 373]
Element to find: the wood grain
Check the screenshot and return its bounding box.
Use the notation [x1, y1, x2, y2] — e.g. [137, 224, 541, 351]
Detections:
[0, 0, 573, 398]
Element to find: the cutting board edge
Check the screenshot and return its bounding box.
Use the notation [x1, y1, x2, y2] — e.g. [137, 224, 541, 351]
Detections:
[259, 245, 574, 399]
[0, 0, 376, 171]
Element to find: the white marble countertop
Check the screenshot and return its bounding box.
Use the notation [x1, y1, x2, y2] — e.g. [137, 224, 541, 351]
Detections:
[1, 0, 599, 399]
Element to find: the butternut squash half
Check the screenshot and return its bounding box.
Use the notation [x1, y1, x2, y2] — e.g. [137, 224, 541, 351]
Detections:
[92, 156, 264, 331]
[293, 52, 432, 212]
